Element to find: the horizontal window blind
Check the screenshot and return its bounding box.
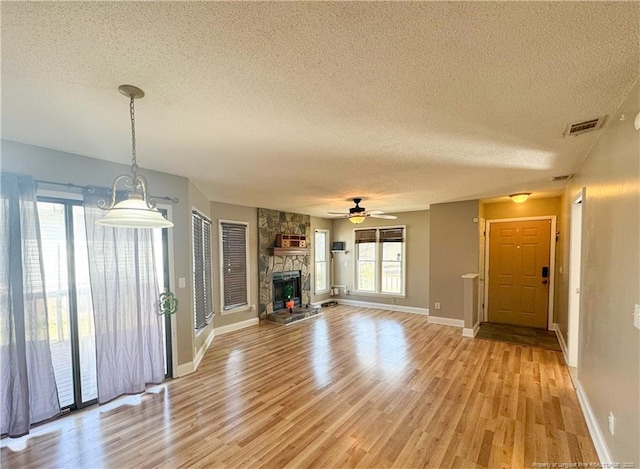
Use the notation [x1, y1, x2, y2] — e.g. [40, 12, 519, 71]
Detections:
[355, 229, 376, 244]
[380, 227, 404, 242]
[222, 222, 248, 310]
[193, 212, 213, 330]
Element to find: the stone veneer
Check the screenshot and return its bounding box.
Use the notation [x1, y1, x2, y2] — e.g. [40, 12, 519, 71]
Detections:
[258, 208, 311, 319]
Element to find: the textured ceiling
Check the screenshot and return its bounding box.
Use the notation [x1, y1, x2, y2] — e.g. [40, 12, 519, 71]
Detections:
[2, 2, 639, 216]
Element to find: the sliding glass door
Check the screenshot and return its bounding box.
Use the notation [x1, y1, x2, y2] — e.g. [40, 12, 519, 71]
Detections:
[38, 197, 171, 410]
[38, 200, 97, 408]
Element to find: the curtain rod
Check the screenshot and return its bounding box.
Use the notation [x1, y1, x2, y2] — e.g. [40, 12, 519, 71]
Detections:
[34, 179, 179, 204]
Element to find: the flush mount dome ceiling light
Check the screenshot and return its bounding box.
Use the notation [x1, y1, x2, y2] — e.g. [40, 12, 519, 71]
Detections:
[96, 85, 173, 229]
[509, 193, 532, 203]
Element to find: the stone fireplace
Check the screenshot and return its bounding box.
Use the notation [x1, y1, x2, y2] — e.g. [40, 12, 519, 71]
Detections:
[272, 270, 302, 310]
[258, 208, 311, 318]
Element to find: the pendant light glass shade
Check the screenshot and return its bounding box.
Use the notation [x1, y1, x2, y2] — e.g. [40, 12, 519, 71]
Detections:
[96, 195, 174, 228]
[97, 85, 173, 229]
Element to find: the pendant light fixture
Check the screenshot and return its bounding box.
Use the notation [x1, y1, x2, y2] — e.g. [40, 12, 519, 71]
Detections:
[96, 85, 174, 228]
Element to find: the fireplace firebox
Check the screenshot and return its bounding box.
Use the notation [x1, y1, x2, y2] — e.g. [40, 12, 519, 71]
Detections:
[272, 270, 302, 310]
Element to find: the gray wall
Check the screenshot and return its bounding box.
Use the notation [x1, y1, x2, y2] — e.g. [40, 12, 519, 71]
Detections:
[210, 200, 259, 328]
[429, 200, 479, 320]
[332, 210, 429, 309]
[556, 81, 639, 464]
[1, 139, 195, 369]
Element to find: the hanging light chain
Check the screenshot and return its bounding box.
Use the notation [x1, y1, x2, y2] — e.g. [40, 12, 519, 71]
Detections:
[129, 96, 138, 178]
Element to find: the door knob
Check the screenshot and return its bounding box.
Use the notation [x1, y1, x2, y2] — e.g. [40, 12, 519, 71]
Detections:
[542, 279, 548, 284]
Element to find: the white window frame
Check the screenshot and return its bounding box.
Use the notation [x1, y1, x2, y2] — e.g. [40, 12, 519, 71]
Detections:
[218, 219, 250, 315]
[354, 225, 406, 297]
[193, 209, 213, 332]
[314, 229, 330, 294]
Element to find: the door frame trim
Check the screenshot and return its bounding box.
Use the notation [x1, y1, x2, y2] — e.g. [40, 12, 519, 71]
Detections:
[483, 215, 557, 330]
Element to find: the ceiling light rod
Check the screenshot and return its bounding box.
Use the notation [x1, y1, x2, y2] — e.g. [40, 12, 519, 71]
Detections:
[96, 85, 174, 228]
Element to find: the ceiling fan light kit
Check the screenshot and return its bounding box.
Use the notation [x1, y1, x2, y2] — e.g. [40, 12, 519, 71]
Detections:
[328, 197, 398, 223]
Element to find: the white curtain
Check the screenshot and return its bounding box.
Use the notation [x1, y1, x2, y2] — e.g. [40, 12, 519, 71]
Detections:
[83, 192, 165, 404]
[0, 173, 61, 437]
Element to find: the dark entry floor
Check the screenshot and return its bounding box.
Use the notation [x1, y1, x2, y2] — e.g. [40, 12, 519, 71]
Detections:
[476, 322, 562, 351]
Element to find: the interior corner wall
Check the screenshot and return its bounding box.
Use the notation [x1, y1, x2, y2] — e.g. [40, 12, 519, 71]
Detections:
[310, 216, 333, 304]
[209, 200, 259, 328]
[331, 210, 429, 309]
[1, 139, 195, 370]
[561, 80, 639, 464]
[429, 200, 479, 320]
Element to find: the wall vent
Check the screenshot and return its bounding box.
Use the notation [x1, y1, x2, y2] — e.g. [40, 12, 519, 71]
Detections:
[551, 174, 574, 182]
[564, 116, 607, 137]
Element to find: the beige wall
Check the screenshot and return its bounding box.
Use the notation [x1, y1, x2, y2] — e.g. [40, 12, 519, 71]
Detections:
[556, 81, 639, 464]
[1, 139, 195, 370]
[429, 200, 479, 320]
[209, 200, 259, 328]
[310, 216, 333, 304]
[332, 210, 429, 309]
[482, 196, 561, 220]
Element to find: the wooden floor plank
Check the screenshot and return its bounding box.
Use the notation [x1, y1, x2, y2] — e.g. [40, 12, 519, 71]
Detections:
[1, 306, 598, 468]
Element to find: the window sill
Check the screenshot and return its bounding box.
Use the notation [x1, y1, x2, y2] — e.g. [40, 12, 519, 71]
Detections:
[314, 289, 330, 295]
[350, 291, 406, 299]
[221, 305, 251, 316]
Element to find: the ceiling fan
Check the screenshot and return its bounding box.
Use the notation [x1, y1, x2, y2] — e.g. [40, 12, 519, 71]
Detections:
[328, 198, 398, 224]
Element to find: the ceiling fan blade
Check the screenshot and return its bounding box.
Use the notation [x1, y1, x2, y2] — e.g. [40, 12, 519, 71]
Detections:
[367, 210, 384, 215]
[327, 212, 349, 215]
[369, 214, 397, 219]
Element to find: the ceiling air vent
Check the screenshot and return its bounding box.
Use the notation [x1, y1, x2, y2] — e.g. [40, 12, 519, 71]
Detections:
[551, 174, 574, 182]
[564, 116, 607, 137]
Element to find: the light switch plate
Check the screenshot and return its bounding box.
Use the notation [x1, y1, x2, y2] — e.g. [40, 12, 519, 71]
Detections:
[178, 277, 186, 289]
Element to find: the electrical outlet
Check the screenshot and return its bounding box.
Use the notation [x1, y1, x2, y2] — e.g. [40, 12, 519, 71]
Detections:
[634, 304, 640, 330]
[608, 412, 615, 435]
[434, 302, 441, 310]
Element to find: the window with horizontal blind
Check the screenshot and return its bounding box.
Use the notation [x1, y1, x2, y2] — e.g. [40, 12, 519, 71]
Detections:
[355, 226, 405, 295]
[193, 211, 213, 330]
[220, 221, 249, 312]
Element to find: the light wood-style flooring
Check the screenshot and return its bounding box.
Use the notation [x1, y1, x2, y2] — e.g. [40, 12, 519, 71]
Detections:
[1, 306, 598, 468]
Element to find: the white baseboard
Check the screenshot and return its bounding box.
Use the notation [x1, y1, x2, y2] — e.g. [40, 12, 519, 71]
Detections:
[575, 380, 611, 465]
[176, 361, 194, 377]
[193, 326, 216, 371]
[214, 317, 259, 336]
[336, 299, 429, 316]
[462, 321, 480, 337]
[428, 316, 464, 328]
[553, 322, 570, 365]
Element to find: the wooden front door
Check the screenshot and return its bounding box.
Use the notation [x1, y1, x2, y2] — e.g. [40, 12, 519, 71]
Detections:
[488, 219, 551, 329]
